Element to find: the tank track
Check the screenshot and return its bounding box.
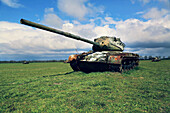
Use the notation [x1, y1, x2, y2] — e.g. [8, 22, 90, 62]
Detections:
[70, 57, 139, 73]
[109, 58, 139, 73]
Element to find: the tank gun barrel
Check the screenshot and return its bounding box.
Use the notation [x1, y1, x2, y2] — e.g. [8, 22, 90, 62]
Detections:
[20, 19, 100, 46]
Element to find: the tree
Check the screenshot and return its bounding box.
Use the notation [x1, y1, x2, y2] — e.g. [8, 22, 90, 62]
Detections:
[149, 56, 153, 60]
[144, 56, 147, 60]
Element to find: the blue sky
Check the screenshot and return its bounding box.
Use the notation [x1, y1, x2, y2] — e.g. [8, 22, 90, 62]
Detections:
[0, 0, 170, 61]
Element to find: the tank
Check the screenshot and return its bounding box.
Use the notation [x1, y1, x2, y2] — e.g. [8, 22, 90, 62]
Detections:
[20, 19, 139, 73]
[23, 61, 29, 64]
[152, 57, 161, 62]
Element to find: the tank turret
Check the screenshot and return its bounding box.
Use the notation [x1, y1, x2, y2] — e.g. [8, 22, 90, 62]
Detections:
[20, 19, 125, 51]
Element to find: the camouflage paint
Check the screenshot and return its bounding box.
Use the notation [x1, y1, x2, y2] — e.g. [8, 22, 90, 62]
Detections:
[108, 56, 122, 64]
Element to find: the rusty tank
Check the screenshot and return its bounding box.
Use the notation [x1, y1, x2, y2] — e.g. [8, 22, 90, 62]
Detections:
[20, 19, 139, 73]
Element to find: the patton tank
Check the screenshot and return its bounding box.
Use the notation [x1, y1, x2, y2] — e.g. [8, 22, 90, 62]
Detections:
[20, 19, 139, 73]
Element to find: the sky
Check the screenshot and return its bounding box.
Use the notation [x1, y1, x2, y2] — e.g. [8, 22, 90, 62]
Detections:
[0, 0, 170, 61]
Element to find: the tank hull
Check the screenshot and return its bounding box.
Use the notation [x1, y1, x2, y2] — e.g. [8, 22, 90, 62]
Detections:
[69, 51, 139, 73]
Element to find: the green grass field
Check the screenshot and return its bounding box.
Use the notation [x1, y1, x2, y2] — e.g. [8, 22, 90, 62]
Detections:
[0, 60, 169, 112]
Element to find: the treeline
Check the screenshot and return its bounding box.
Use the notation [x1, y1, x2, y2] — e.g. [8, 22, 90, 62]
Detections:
[1, 56, 170, 63]
[0, 60, 66, 63]
[140, 56, 170, 60]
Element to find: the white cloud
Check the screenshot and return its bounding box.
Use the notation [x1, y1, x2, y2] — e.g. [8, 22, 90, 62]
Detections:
[140, 0, 150, 4]
[41, 8, 63, 28]
[136, 11, 145, 15]
[0, 0, 23, 8]
[57, 0, 104, 20]
[0, 21, 94, 57]
[114, 16, 170, 45]
[62, 20, 97, 39]
[45, 8, 54, 13]
[57, 0, 88, 20]
[131, 0, 170, 4]
[99, 8, 170, 56]
[94, 25, 116, 37]
[104, 17, 117, 25]
[42, 13, 63, 28]
[143, 8, 169, 19]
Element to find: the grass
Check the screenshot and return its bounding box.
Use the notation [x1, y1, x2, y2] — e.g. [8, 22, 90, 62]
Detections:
[0, 61, 169, 112]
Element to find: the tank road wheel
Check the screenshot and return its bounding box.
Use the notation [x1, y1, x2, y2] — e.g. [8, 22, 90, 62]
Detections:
[118, 64, 123, 73]
[132, 61, 135, 69]
[122, 61, 127, 72]
[127, 65, 130, 70]
[109, 65, 115, 72]
[70, 60, 80, 71]
[109, 64, 123, 73]
[128, 61, 133, 70]
[122, 65, 126, 72]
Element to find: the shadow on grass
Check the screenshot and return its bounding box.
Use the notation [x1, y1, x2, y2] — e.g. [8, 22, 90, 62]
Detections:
[133, 66, 145, 71]
[42, 71, 75, 78]
[43, 66, 143, 78]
